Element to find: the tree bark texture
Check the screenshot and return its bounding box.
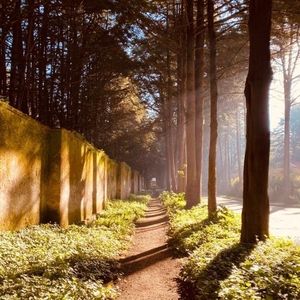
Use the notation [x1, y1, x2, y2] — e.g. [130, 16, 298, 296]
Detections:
[0, 1, 7, 97]
[241, 0, 272, 244]
[177, 26, 187, 193]
[283, 78, 291, 198]
[9, 0, 25, 108]
[195, 0, 205, 201]
[236, 108, 242, 183]
[185, 0, 199, 208]
[207, 0, 218, 216]
[166, 5, 177, 192]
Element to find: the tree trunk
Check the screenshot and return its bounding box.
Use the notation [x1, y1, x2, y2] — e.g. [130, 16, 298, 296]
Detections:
[169, 125, 177, 191]
[241, 0, 272, 244]
[69, 28, 81, 130]
[165, 5, 177, 192]
[185, 0, 199, 208]
[0, 2, 7, 97]
[23, 0, 35, 115]
[167, 63, 177, 192]
[164, 92, 174, 191]
[177, 38, 187, 192]
[207, 0, 218, 216]
[236, 108, 242, 183]
[176, 1, 187, 193]
[225, 134, 230, 189]
[38, 2, 50, 124]
[195, 0, 205, 201]
[218, 135, 224, 191]
[283, 78, 291, 199]
[281, 24, 297, 201]
[9, 0, 25, 108]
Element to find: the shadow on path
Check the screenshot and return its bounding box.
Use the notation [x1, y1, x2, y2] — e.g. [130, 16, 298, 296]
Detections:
[117, 198, 180, 300]
[135, 215, 169, 228]
[119, 198, 172, 275]
[120, 244, 172, 276]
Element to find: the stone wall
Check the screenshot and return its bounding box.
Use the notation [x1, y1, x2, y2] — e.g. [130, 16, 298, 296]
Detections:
[107, 158, 118, 200]
[0, 102, 48, 230]
[131, 170, 140, 194]
[117, 162, 132, 200]
[44, 129, 109, 227]
[0, 101, 144, 230]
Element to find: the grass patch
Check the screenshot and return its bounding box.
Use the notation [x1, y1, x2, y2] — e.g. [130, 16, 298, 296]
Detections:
[0, 194, 150, 299]
[161, 191, 300, 299]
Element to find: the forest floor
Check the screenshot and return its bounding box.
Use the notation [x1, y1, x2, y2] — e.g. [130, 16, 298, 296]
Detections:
[117, 198, 181, 300]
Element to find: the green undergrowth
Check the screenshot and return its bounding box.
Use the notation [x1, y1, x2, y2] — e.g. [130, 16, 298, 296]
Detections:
[160, 191, 300, 299]
[0, 194, 150, 300]
[160, 191, 186, 213]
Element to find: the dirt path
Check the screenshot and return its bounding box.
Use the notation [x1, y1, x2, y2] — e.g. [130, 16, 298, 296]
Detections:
[117, 198, 181, 300]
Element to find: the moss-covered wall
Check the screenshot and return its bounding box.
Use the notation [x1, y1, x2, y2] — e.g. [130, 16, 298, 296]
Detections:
[0, 102, 143, 231]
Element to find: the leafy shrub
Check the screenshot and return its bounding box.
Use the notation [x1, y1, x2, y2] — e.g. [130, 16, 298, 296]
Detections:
[168, 205, 240, 255]
[165, 192, 300, 300]
[219, 239, 300, 300]
[0, 194, 149, 299]
[160, 191, 186, 213]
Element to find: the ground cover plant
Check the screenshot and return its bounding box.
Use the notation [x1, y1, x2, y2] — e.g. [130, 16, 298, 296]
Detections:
[0, 194, 150, 300]
[160, 192, 300, 299]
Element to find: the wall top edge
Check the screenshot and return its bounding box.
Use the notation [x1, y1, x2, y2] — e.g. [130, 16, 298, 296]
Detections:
[0, 100, 140, 174]
[0, 100, 107, 158]
[0, 100, 49, 131]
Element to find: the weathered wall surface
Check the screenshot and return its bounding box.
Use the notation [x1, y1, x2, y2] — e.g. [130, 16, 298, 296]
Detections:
[117, 162, 132, 199]
[44, 130, 97, 227]
[131, 170, 140, 195]
[107, 158, 118, 200]
[94, 150, 107, 213]
[0, 102, 48, 230]
[0, 101, 143, 230]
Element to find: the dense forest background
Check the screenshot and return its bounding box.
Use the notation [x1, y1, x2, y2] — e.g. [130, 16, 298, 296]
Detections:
[0, 0, 299, 204]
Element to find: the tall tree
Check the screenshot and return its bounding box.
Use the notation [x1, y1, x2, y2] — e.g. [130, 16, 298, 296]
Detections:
[236, 107, 243, 184]
[176, 1, 187, 193]
[195, 0, 205, 201]
[207, 0, 218, 216]
[0, 1, 8, 97]
[9, 0, 25, 109]
[241, 0, 273, 243]
[185, 0, 199, 207]
[166, 4, 177, 192]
